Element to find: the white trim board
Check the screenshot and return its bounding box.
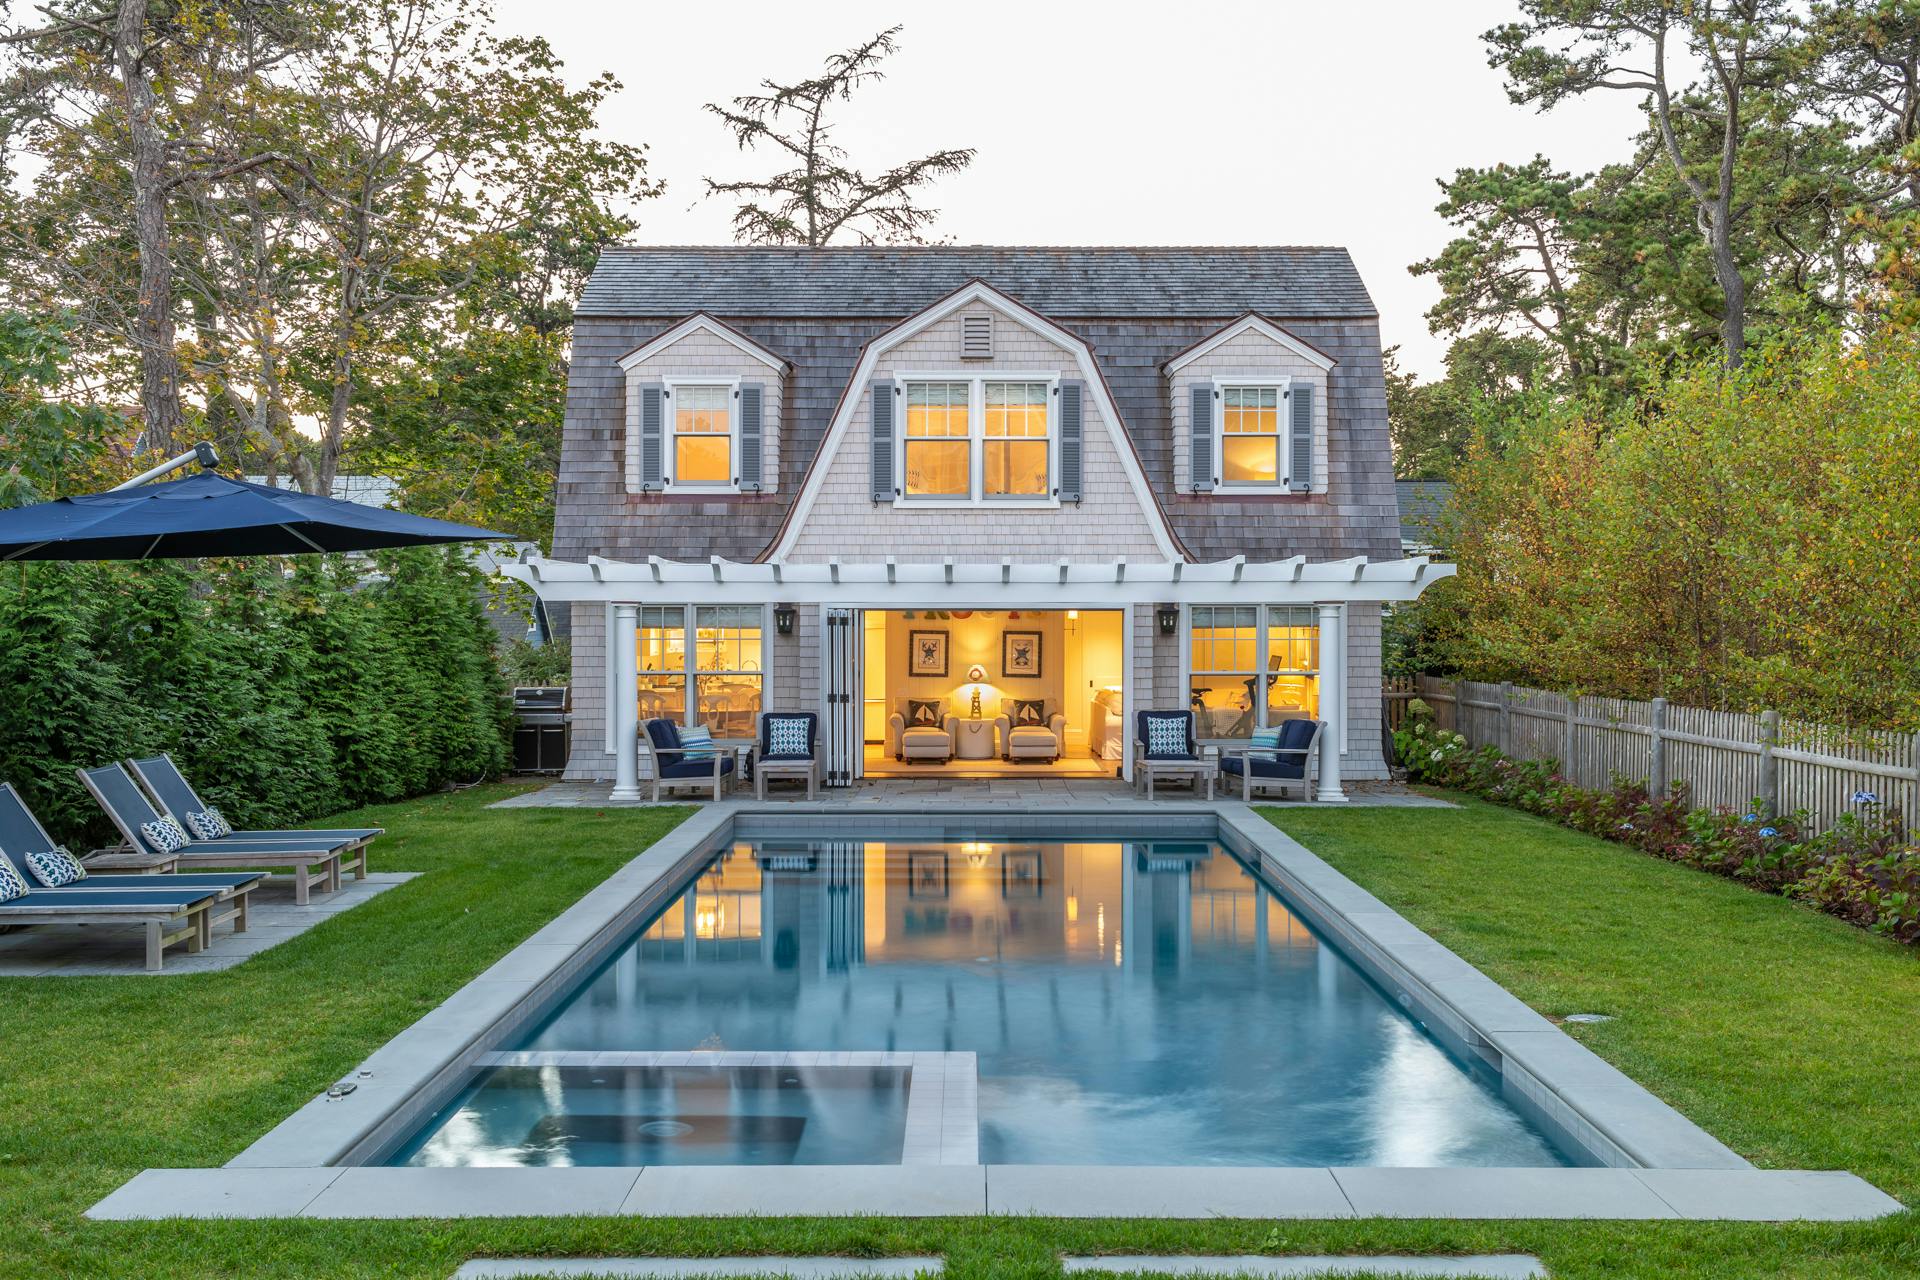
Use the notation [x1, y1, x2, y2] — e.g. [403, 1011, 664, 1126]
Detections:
[766, 281, 1184, 563]
[1164, 314, 1338, 374]
[616, 314, 788, 372]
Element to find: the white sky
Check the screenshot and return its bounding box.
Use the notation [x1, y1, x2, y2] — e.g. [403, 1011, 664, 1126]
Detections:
[496, 0, 1645, 379]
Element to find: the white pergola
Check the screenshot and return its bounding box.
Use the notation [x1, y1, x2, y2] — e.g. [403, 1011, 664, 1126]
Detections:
[499, 553, 1456, 800]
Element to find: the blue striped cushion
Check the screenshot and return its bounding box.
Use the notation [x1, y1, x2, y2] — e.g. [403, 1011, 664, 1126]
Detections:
[679, 725, 717, 762]
[1248, 726, 1282, 759]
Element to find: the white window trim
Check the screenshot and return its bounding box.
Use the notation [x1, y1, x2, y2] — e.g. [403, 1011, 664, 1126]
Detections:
[1181, 602, 1327, 742]
[891, 371, 1061, 509]
[625, 602, 772, 743]
[663, 375, 742, 493]
[1206, 374, 1294, 494]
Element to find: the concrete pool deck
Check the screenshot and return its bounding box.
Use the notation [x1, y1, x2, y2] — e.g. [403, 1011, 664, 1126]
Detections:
[87, 799, 1906, 1224]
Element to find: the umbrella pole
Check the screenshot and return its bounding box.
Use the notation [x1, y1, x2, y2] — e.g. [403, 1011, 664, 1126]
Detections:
[110, 442, 221, 492]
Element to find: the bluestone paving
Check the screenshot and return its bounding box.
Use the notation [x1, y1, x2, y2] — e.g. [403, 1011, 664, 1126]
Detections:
[986, 1166, 1353, 1218]
[302, 1167, 643, 1218]
[1060, 1257, 1547, 1278]
[1329, 1167, 1678, 1219]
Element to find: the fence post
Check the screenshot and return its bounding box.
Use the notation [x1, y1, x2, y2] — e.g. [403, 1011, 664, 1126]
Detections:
[1758, 709, 1780, 819]
[1562, 694, 1577, 780]
[1908, 729, 1920, 833]
[1649, 697, 1668, 802]
[1498, 681, 1514, 755]
[1451, 677, 1464, 735]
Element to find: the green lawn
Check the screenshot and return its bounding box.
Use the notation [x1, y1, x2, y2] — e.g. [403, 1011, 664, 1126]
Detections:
[4, 785, 1917, 1278]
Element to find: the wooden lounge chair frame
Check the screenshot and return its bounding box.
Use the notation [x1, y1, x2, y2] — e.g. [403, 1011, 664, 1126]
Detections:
[0, 893, 210, 971]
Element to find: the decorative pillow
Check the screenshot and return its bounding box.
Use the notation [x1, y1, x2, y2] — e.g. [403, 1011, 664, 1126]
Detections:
[24, 845, 87, 888]
[140, 817, 189, 854]
[1248, 726, 1283, 760]
[766, 716, 811, 757]
[1011, 699, 1047, 728]
[1144, 713, 1191, 759]
[0, 858, 29, 903]
[905, 699, 943, 729]
[182, 807, 232, 840]
[678, 725, 717, 762]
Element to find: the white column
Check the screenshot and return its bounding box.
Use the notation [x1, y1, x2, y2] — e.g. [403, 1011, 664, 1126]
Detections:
[1315, 602, 1348, 802]
[609, 601, 642, 802]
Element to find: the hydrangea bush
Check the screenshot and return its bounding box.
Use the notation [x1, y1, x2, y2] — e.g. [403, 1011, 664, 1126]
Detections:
[1395, 702, 1919, 944]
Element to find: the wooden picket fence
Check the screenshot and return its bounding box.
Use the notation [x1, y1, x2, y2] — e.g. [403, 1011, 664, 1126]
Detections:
[1384, 675, 1920, 835]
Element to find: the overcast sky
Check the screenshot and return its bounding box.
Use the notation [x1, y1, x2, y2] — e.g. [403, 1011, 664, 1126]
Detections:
[495, 0, 1645, 379]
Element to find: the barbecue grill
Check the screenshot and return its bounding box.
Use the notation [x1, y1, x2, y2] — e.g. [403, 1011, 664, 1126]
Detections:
[512, 686, 570, 774]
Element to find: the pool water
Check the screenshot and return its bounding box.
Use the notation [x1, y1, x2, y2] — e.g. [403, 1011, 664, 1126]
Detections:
[392, 836, 1570, 1168]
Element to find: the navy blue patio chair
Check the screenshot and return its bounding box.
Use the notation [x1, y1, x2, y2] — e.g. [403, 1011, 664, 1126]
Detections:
[753, 712, 820, 801]
[1219, 718, 1325, 803]
[639, 718, 735, 802]
[1133, 709, 1214, 800]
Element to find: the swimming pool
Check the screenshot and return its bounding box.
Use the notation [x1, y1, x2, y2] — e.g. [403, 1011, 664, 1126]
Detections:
[389, 832, 1569, 1169]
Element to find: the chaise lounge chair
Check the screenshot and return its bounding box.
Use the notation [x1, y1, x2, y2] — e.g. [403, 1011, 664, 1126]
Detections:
[0, 784, 228, 971]
[127, 754, 383, 849]
[77, 764, 354, 905]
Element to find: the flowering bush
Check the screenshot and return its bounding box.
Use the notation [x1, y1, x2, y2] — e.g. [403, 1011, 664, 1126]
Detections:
[1393, 700, 1471, 781]
[1409, 734, 1919, 945]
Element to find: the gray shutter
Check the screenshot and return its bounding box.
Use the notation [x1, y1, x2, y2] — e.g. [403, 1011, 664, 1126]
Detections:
[637, 381, 665, 491]
[1289, 383, 1314, 492]
[1057, 380, 1084, 502]
[869, 380, 895, 502]
[1189, 384, 1215, 492]
[738, 383, 764, 490]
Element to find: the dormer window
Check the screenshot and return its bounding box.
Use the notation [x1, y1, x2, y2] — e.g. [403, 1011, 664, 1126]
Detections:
[1220, 384, 1285, 487]
[903, 381, 971, 498]
[669, 382, 734, 489]
[896, 375, 1056, 504]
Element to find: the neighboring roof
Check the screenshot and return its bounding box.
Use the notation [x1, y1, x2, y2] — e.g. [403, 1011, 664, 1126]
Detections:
[1396, 479, 1454, 547]
[577, 246, 1377, 319]
[615, 312, 792, 371]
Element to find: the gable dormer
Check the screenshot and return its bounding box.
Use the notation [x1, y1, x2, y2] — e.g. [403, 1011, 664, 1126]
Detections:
[1163, 315, 1336, 496]
[616, 313, 791, 496]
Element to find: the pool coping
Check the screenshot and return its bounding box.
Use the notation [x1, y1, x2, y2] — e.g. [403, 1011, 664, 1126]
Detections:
[87, 800, 1906, 1223]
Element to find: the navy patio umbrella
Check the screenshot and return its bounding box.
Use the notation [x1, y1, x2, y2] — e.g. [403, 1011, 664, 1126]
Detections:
[0, 469, 509, 561]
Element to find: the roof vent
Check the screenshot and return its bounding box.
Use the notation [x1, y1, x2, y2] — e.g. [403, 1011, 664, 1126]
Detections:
[961, 312, 993, 360]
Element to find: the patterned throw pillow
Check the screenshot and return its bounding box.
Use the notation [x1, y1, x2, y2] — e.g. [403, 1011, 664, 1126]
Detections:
[24, 845, 87, 888]
[1012, 699, 1046, 728]
[0, 858, 28, 903]
[766, 716, 811, 757]
[183, 807, 232, 840]
[906, 699, 943, 728]
[1144, 714, 1191, 758]
[140, 817, 189, 854]
[1248, 726, 1283, 760]
[679, 725, 717, 762]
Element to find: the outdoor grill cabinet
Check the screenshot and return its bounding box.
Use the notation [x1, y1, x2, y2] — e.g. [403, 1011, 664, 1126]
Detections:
[512, 686, 571, 774]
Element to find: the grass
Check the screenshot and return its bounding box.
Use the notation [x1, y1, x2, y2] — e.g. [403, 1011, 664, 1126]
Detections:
[1, 784, 1914, 1277]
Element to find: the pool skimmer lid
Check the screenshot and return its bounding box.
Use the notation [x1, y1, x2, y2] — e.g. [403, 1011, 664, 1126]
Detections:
[1563, 1013, 1614, 1024]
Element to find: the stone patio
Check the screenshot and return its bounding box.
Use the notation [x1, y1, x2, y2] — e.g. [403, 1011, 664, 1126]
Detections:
[490, 777, 1449, 810]
[0, 872, 416, 976]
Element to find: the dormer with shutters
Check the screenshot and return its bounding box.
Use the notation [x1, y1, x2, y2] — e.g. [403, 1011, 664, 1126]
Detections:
[771, 281, 1181, 563]
[1163, 315, 1336, 496]
[616, 314, 790, 496]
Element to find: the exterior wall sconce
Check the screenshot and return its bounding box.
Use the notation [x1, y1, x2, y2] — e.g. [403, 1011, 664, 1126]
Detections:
[1157, 605, 1179, 636]
[774, 605, 796, 635]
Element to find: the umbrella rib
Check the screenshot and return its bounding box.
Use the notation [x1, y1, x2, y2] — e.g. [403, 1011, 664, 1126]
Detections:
[277, 523, 329, 553]
[2, 541, 51, 562]
[140, 534, 164, 560]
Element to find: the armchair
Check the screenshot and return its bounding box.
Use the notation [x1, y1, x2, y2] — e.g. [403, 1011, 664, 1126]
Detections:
[1219, 718, 1323, 802]
[887, 701, 957, 762]
[996, 706, 1067, 763]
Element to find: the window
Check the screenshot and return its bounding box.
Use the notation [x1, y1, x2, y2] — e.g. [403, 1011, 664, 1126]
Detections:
[1188, 605, 1320, 739]
[1220, 385, 1282, 487]
[984, 381, 1050, 497]
[634, 605, 765, 739]
[693, 605, 764, 739]
[672, 384, 732, 486]
[903, 381, 971, 498]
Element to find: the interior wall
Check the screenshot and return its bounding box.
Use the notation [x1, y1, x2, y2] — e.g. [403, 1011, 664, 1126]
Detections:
[1079, 611, 1125, 761]
[880, 610, 1067, 723]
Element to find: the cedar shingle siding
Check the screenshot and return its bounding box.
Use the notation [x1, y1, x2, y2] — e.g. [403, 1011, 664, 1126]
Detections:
[553, 247, 1398, 568]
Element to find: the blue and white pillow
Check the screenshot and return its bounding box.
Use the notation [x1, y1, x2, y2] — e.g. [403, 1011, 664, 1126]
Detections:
[679, 725, 717, 763]
[1145, 714, 1191, 758]
[1248, 726, 1283, 760]
[25, 845, 87, 888]
[766, 716, 811, 757]
[140, 817, 189, 853]
[0, 858, 29, 903]
[183, 807, 232, 840]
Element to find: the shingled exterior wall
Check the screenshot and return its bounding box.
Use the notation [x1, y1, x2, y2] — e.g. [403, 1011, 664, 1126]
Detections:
[1168, 329, 1331, 494]
[617, 326, 785, 495]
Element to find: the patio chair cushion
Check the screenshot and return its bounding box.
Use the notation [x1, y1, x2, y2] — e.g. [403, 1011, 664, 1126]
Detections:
[1140, 711, 1196, 760]
[182, 806, 232, 840]
[24, 845, 87, 887]
[762, 714, 815, 759]
[140, 817, 190, 854]
[679, 725, 717, 762]
[644, 719, 683, 756]
[0, 858, 27, 903]
[659, 755, 736, 781]
[1248, 726, 1283, 758]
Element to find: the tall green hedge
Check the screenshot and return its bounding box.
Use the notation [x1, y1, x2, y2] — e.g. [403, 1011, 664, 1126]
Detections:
[0, 547, 511, 848]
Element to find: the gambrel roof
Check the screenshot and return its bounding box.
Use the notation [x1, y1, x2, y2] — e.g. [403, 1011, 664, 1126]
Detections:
[578, 246, 1378, 319]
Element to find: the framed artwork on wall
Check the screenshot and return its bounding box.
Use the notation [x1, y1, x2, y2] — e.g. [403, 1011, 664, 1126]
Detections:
[908, 850, 949, 899]
[908, 630, 948, 677]
[1002, 630, 1042, 679]
[1001, 849, 1043, 899]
